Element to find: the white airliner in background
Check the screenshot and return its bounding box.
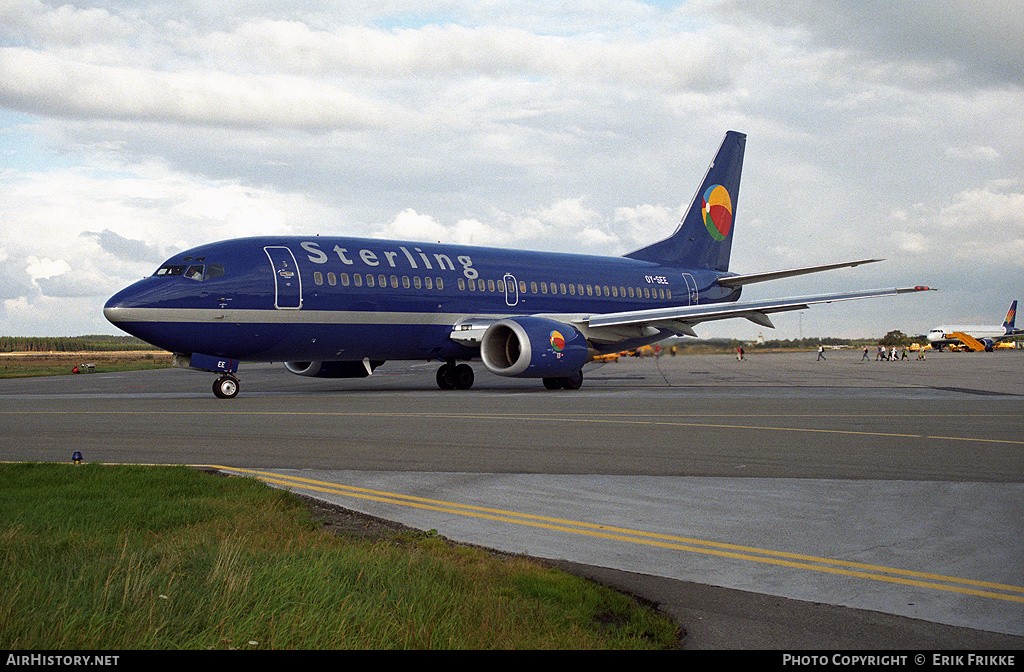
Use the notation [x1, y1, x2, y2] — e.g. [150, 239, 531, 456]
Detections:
[926, 300, 1020, 351]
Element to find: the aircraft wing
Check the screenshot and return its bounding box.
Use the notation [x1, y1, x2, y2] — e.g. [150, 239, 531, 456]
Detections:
[990, 330, 1024, 341]
[577, 286, 934, 342]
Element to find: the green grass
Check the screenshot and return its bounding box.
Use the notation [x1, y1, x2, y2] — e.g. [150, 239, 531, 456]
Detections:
[0, 354, 171, 378]
[0, 464, 680, 650]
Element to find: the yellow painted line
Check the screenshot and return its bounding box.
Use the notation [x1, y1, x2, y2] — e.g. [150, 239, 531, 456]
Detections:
[211, 465, 1024, 604]
[3, 410, 1022, 446]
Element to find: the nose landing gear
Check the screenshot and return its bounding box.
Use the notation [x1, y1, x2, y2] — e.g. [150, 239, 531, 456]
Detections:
[213, 374, 240, 399]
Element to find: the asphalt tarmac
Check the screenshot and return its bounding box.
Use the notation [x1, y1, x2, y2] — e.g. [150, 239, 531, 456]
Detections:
[1, 348, 1022, 650]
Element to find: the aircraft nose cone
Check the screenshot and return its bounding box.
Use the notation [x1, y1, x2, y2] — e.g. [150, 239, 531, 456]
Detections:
[103, 277, 162, 330]
[103, 285, 137, 326]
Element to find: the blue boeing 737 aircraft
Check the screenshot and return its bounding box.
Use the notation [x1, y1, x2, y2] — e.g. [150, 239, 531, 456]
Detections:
[105, 131, 933, 398]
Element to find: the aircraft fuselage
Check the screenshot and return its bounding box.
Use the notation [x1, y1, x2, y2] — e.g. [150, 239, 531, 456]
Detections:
[104, 235, 740, 363]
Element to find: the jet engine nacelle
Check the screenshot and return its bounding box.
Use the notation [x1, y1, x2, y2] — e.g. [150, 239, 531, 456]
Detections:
[480, 317, 588, 378]
[284, 360, 383, 378]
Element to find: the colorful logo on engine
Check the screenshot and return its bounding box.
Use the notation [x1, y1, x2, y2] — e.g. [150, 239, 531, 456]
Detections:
[701, 184, 733, 241]
[549, 330, 566, 351]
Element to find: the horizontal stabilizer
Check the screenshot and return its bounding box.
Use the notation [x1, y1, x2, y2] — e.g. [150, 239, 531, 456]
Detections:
[716, 259, 883, 288]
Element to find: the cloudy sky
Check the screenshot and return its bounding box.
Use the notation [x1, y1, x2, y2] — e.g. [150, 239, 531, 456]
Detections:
[2, 0, 1022, 341]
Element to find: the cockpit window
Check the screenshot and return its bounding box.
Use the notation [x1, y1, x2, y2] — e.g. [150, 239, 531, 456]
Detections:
[155, 265, 185, 276]
[154, 263, 224, 281]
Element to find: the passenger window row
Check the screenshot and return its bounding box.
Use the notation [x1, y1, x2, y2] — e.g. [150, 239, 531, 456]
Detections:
[312, 272, 671, 300]
[313, 272, 444, 291]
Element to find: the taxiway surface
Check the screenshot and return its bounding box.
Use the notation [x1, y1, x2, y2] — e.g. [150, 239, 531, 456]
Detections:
[2, 349, 1022, 649]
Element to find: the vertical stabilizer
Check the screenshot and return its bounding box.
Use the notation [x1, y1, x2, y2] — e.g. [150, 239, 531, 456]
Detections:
[625, 131, 746, 271]
[1003, 300, 1017, 333]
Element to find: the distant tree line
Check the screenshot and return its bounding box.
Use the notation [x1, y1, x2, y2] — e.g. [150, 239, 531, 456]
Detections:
[667, 334, 928, 353]
[748, 337, 854, 350]
[0, 336, 161, 352]
[672, 337, 853, 349]
[876, 330, 932, 346]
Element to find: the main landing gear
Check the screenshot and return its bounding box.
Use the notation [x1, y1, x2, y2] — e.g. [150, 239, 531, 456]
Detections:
[542, 370, 583, 390]
[213, 374, 240, 399]
[435, 362, 584, 391]
[436, 362, 475, 390]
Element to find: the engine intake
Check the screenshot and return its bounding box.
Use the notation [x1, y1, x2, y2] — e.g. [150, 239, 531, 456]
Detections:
[480, 317, 588, 378]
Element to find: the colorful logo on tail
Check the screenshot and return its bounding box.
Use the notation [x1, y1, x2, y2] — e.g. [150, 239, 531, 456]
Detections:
[701, 185, 733, 241]
[549, 330, 565, 352]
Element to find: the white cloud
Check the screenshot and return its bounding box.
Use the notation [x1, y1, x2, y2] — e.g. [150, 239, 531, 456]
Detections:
[931, 183, 1024, 267]
[3, 296, 31, 315]
[25, 256, 71, 281]
[711, 0, 1024, 86]
[615, 204, 682, 247]
[944, 145, 1000, 162]
[382, 208, 450, 243]
[0, 0, 1021, 339]
[0, 48, 394, 130]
